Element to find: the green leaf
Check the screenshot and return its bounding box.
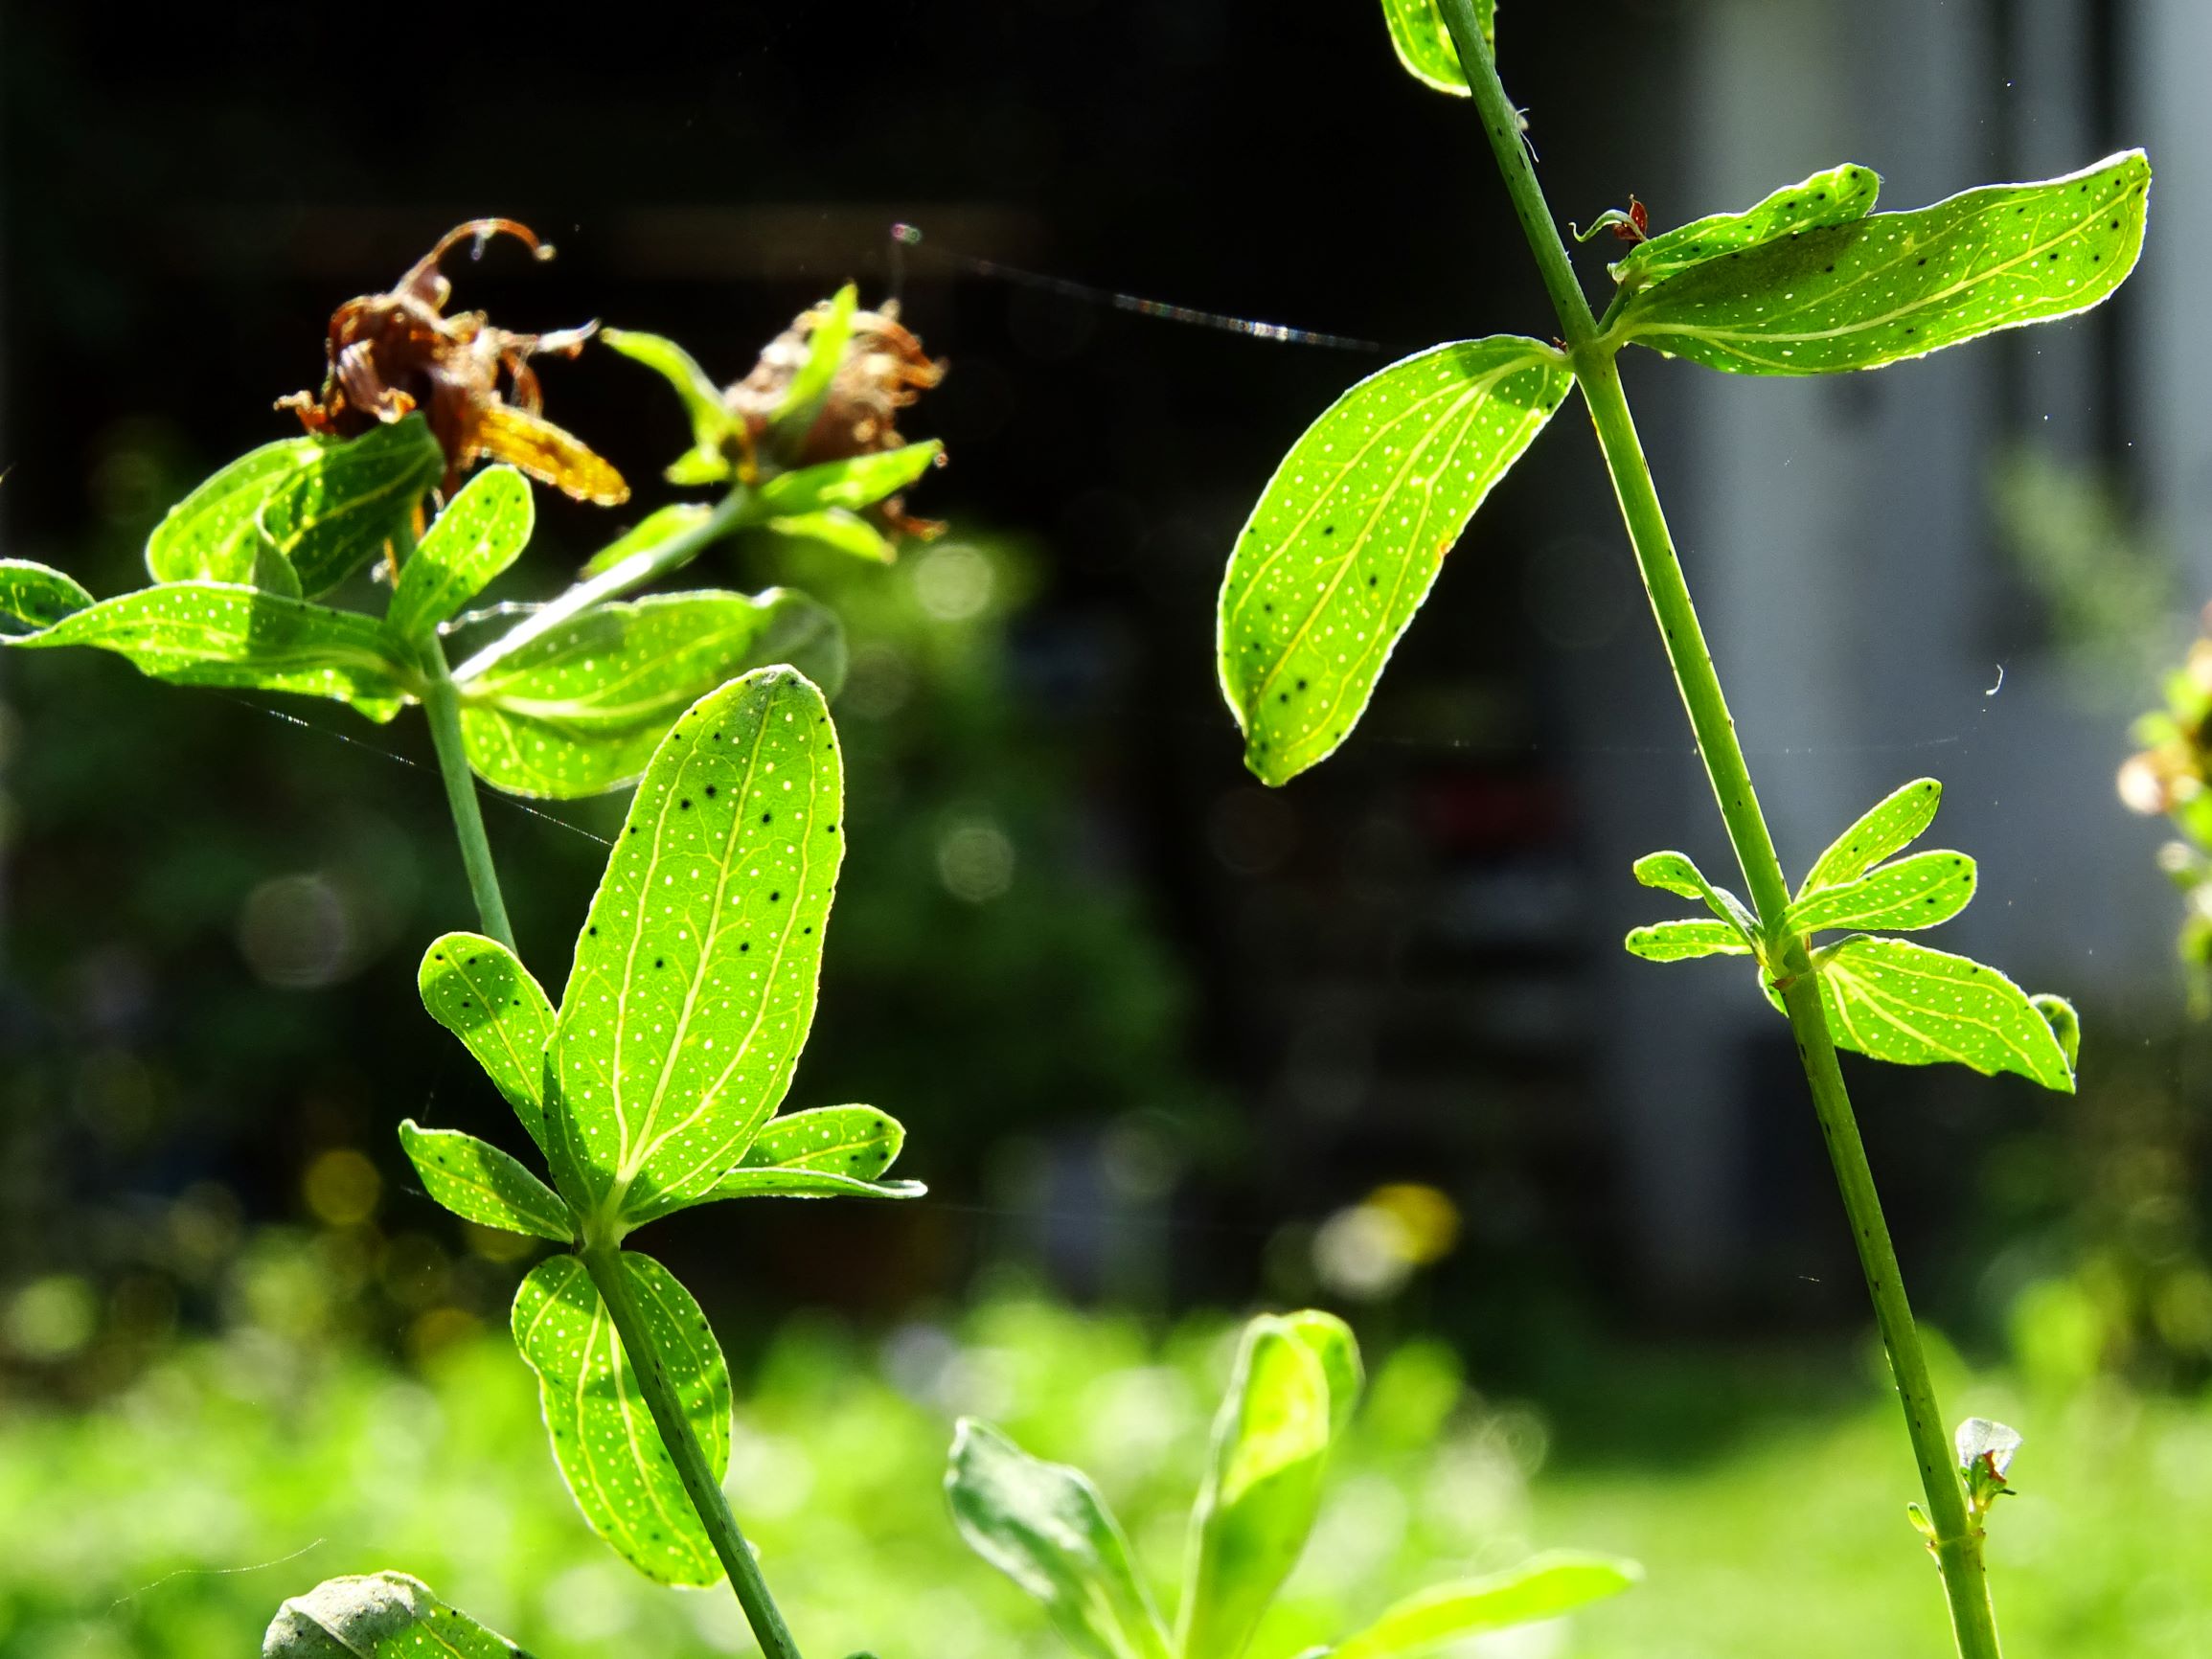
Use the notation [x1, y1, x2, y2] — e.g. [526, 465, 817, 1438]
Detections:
[399, 1120, 573, 1241]
[765, 509, 897, 564]
[771, 284, 859, 435]
[1800, 778, 1943, 895]
[1631, 852, 1758, 938]
[1797, 936, 2076, 1091]
[602, 329, 735, 454]
[387, 466, 535, 641]
[754, 441, 943, 519]
[1377, 0, 1494, 95]
[1178, 1315, 1339, 1659]
[0, 559, 92, 635]
[258, 418, 445, 595]
[1608, 164, 1880, 292]
[512, 1251, 730, 1587]
[665, 445, 736, 488]
[1625, 920, 1753, 962]
[1279, 1308, 1361, 1443]
[453, 589, 846, 799]
[1786, 849, 1975, 935]
[579, 503, 717, 580]
[419, 932, 559, 1156]
[262, 1571, 530, 1659]
[1611, 151, 2152, 375]
[147, 437, 319, 587]
[6, 583, 413, 719]
[1332, 1554, 1642, 1659]
[699, 1103, 924, 1200]
[946, 1419, 1174, 1659]
[2032, 992, 2082, 1071]
[1219, 338, 1571, 786]
[548, 668, 846, 1224]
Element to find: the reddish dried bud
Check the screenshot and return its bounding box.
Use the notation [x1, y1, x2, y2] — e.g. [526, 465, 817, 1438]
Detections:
[279, 220, 627, 506]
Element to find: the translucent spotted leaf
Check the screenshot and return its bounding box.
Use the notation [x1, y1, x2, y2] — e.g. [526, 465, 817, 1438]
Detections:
[147, 436, 318, 587]
[706, 1105, 924, 1200]
[452, 589, 844, 800]
[946, 1420, 1174, 1659]
[579, 503, 717, 580]
[1786, 849, 1975, 934]
[399, 1121, 573, 1241]
[1332, 1555, 1642, 1659]
[1625, 919, 1752, 962]
[1631, 851, 1757, 938]
[0, 560, 91, 635]
[1794, 937, 2076, 1091]
[754, 440, 943, 520]
[262, 1572, 527, 1659]
[1609, 164, 1880, 291]
[765, 509, 896, 564]
[1218, 338, 1571, 785]
[1612, 151, 2151, 375]
[5, 583, 413, 719]
[1800, 778, 1943, 895]
[513, 1252, 731, 1586]
[1179, 1314, 1349, 1659]
[2034, 992, 2082, 1070]
[419, 932, 558, 1156]
[549, 668, 846, 1224]
[602, 329, 735, 459]
[257, 417, 445, 595]
[1377, 0, 1494, 95]
[387, 466, 534, 641]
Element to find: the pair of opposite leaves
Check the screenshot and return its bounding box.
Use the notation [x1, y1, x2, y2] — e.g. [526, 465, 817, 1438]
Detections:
[946, 1310, 1637, 1659]
[400, 666, 921, 1586]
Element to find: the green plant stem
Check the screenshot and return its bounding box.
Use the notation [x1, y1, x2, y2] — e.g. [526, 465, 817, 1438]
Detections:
[581, 1246, 804, 1659]
[449, 485, 755, 684]
[419, 643, 517, 951]
[1434, 5, 1999, 1654]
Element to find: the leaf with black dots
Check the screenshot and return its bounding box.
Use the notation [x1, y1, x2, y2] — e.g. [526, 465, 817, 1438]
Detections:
[1784, 937, 2076, 1091]
[1218, 337, 1571, 786]
[550, 668, 847, 1224]
[386, 466, 534, 642]
[1608, 163, 1880, 291]
[1611, 151, 2151, 375]
[147, 436, 318, 590]
[419, 932, 559, 1157]
[1377, 0, 1494, 96]
[1799, 778, 1943, 896]
[257, 417, 446, 596]
[512, 1252, 731, 1586]
[705, 1103, 925, 1200]
[1786, 849, 1976, 935]
[398, 1120, 573, 1241]
[451, 589, 845, 799]
[4, 581, 414, 719]
[262, 1571, 531, 1659]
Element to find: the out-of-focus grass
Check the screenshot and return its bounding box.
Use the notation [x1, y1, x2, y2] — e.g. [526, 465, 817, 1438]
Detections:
[4, 1281, 2210, 1658]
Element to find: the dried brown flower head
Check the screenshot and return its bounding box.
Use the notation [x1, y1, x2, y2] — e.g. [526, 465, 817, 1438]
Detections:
[279, 219, 628, 506]
[727, 298, 946, 537]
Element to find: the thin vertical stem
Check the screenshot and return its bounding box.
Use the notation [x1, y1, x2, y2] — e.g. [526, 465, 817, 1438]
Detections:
[419, 643, 516, 951]
[582, 1247, 804, 1659]
[1432, 3, 2000, 1653]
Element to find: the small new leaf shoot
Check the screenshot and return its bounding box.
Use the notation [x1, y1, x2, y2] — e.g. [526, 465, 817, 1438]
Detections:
[602, 328, 736, 457]
[1955, 1417, 2022, 1519]
[386, 466, 535, 642]
[1611, 152, 2152, 375]
[399, 1120, 574, 1241]
[1800, 779, 1943, 896]
[1625, 919, 1752, 962]
[771, 284, 860, 438]
[1218, 338, 1571, 785]
[1785, 849, 1976, 935]
[1630, 851, 1758, 940]
[2031, 992, 2082, 1070]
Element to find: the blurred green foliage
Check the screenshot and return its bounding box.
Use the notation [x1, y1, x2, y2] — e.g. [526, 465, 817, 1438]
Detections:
[3, 1255, 2211, 1658]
